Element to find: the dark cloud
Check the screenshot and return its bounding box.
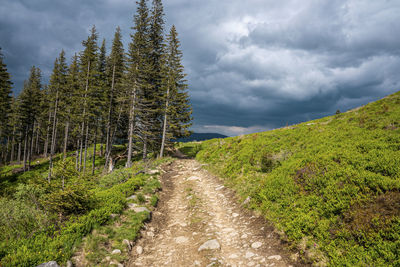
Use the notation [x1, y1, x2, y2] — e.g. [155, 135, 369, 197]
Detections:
[1, 0, 400, 136]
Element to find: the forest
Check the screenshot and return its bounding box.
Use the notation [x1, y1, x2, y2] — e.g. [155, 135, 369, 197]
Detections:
[0, 0, 191, 175]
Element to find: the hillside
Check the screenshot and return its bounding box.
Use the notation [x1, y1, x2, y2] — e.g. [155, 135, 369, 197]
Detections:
[179, 91, 400, 266]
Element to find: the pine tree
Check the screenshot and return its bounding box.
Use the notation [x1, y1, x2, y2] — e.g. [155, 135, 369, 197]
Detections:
[104, 27, 125, 170]
[0, 48, 13, 163]
[78, 26, 99, 173]
[62, 54, 80, 159]
[17, 66, 42, 171]
[160, 26, 192, 157]
[125, 0, 152, 167]
[147, 0, 166, 155]
[48, 50, 68, 180]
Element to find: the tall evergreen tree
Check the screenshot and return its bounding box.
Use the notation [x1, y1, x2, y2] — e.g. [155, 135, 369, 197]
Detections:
[147, 0, 166, 155]
[62, 54, 80, 159]
[17, 66, 42, 171]
[78, 25, 99, 173]
[0, 48, 13, 163]
[47, 50, 68, 180]
[125, 0, 152, 167]
[104, 27, 125, 170]
[160, 25, 192, 157]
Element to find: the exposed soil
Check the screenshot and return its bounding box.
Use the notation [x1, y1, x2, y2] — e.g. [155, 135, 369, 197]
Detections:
[128, 159, 300, 267]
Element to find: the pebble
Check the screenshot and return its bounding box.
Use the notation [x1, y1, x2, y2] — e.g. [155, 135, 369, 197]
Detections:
[247, 262, 256, 266]
[198, 239, 220, 251]
[147, 231, 154, 237]
[133, 207, 150, 213]
[241, 234, 248, 239]
[136, 246, 143, 255]
[111, 249, 121, 255]
[232, 213, 239, 218]
[245, 251, 255, 258]
[229, 254, 239, 259]
[175, 236, 189, 244]
[267, 255, 282, 261]
[187, 176, 201, 181]
[127, 195, 137, 200]
[251, 242, 262, 249]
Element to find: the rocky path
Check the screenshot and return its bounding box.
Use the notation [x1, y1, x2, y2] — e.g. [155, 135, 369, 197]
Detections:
[128, 159, 295, 267]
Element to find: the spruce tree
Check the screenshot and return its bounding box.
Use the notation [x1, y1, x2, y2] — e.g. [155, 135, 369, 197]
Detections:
[0, 48, 13, 163]
[104, 26, 125, 170]
[17, 67, 42, 171]
[125, 0, 152, 167]
[62, 54, 80, 159]
[160, 25, 192, 157]
[78, 26, 99, 173]
[47, 50, 68, 180]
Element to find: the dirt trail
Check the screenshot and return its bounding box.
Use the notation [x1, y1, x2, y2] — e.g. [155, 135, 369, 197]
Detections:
[128, 159, 296, 267]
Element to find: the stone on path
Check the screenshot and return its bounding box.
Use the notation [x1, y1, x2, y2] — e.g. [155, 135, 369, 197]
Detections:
[136, 246, 143, 255]
[267, 255, 282, 261]
[187, 176, 201, 181]
[175, 236, 189, 244]
[245, 251, 255, 258]
[198, 239, 220, 251]
[232, 213, 239, 218]
[251, 241, 262, 249]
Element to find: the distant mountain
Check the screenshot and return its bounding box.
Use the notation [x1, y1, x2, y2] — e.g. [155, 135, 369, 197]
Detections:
[177, 132, 228, 142]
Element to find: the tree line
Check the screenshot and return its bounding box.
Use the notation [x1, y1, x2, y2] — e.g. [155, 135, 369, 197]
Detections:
[0, 0, 192, 177]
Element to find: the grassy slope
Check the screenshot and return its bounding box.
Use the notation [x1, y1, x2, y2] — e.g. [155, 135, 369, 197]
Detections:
[180, 91, 400, 266]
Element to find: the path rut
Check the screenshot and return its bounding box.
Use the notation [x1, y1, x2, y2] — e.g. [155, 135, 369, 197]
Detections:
[128, 159, 295, 267]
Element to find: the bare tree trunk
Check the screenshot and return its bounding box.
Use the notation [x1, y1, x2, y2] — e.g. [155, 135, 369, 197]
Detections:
[44, 110, 52, 158]
[35, 123, 40, 155]
[28, 124, 34, 171]
[80, 61, 90, 172]
[143, 137, 147, 160]
[17, 141, 21, 164]
[126, 88, 137, 168]
[48, 89, 59, 181]
[10, 126, 15, 163]
[100, 136, 104, 157]
[63, 115, 70, 159]
[106, 65, 116, 159]
[30, 122, 35, 161]
[92, 122, 97, 175]
[104, 106, 122, 172]
[23, 128, 28, 171]
[79, 135, 83, 171]
[5, 136, 10, 163]
[83, 124, 89, 174]
[160, 86, 170, 158]
[75, 140, 80, 170]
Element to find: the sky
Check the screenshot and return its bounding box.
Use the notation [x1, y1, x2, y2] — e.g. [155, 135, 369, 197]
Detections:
[1, 0, 400, 136]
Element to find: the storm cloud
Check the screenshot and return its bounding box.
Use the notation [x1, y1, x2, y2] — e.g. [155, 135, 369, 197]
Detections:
[1, 0, 400, 136]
